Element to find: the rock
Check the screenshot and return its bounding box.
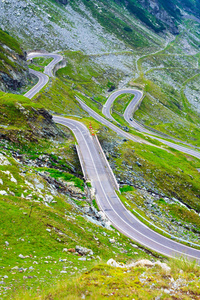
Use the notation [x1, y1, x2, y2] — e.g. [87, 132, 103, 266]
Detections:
[19, 254, 26, 259]
[155, 261, 171, 273]
[46, 228, 51, 232]
[75, 245, 93, 256]
[60, 270, 67, 273]
[107, 258, 124, 268]
[130, 243, 138, 248]
[11, 266, 19, 270]
[0, 190, 8, 195]
[5, 241, 9, 246]
[55, 0, 68, 5]
[109, 238, 115, 244]
[0, 153, 11, 166]
[134, 259, 154, 267]
[78, 257, 87, 261]
[107, 258, 171, 272]
[63, 248, 68, 252]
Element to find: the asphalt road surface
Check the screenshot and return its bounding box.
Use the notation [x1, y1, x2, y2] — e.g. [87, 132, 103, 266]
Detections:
[27, 52, 63, 77]
[103, 89, 200, 160]
[24, 69, 49, 99]
[53, 116, 200, 262]
[25, 52, 200, 261]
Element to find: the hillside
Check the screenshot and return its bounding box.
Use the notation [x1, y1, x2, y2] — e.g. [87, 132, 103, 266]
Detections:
[0, 91, 160, 299]
[0, 29, 30, 93]
[1, 0, 200, 54]
[0, 1, 200, 299]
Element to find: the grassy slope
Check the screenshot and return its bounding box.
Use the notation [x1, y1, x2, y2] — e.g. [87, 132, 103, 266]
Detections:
[132, 20, 200, 146]
[0, 91, 155, 299]
[21, 259, 200, 300]
[0, 29, 24, 75]
[32, 51, 200, 212]
[1, 10, 200, 299]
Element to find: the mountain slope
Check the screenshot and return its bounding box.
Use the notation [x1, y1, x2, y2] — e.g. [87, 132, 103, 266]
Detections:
[1, 0, 199, 55]
[0, 29, 30, 92]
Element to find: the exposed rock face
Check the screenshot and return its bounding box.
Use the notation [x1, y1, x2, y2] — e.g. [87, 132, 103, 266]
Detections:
[142, 0, 179, 34]
[0, 99, 65, 144]
[125, 0, 180, 34]
[0, 30, 30, 93]
[55, 0, 68, 5]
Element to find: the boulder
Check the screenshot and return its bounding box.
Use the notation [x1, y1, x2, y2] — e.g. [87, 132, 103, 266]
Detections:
[75, 245, 93, 256]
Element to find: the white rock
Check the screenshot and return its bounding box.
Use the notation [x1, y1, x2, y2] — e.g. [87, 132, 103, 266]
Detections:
[46, 228, 51, 232]
[109, 238, 115, 244]
[10, 174, 17, 183]
[107, 258, 171, 273]
[0, 191, 8, 195]
[78, 257, 86, 261]
[0, 154, 11, 166]
[155, 261, 171, 273]
[134, 259, 154, 267]
[2, 171, 17, 183]
[0, 179, 3, 185]
[5, 241, 9, 246]
[107, 259, 124, 268]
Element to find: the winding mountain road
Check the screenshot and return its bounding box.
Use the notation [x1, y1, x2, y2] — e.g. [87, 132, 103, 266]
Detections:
[25, 52, 200, 262]
[104, 89, 200, 159]
[24, 52, 63, 99]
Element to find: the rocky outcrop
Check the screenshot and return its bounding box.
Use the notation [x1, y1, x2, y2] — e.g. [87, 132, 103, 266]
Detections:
[107, 258, 171, 273]
[0, 29, 30, 93]
[55, 0, 68, 5]
[0, 96, 66, 144]
[124, 0, 180, 34]
[141, 0, 179, 34]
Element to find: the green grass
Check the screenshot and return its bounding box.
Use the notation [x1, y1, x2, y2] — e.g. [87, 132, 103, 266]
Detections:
[1, 22, 200, 299]
[98, 127, 200, 211]
[129, 21, 200, 147]
[0, 28, 23, 56]
[32, 57, 53, 67]
[92, 198, 100, 211]
[0, 185, 152, 299]
[119, 185, 134, 193]
[13, 258, 200, 300]
[131, 77, 200, 146]
[41, 168, 85, 191]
